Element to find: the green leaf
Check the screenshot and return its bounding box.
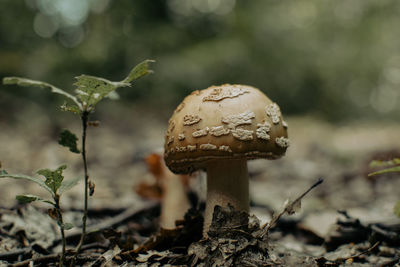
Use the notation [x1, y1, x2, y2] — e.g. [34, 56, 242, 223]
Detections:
[16, 194, 55, 205]
[394, 201, 400, 218]
[60, 102, 81, 115]
[61, 223, 74, 230]
[74, 75, 127, 109]
[369, 158, 400, 168]
[122, 59, 155, 83]
[16, 194, 42, 203]
[37, 165, 67, 194]
[58, 129, 80, 153]
[3, 77, 81, 108]
[0, 173, 53, 195]
[0, 170, 8, 175]
[73, 60, 154, 110]
[59, 176, 80, 194]
[368, 166, 400, 177]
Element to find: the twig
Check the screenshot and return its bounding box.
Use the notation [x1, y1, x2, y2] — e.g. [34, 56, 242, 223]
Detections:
[347, 241, 380, 260]
[80, 241, 110, 251]
[0, 247, 31, 261]
[58, 202, 158, 242]
[258, 178, 324, 238]
[11, 253, 100, 267]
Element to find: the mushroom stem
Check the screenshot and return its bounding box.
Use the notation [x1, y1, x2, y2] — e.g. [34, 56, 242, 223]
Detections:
[204, 158, 249, 236]
[160, 172, 191, 229]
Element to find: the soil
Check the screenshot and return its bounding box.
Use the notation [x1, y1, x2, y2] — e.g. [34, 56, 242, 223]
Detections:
[0, 108, 399, 266]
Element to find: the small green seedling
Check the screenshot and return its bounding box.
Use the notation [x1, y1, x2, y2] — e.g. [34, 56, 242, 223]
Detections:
[2, 59, 154, 265]
[368, 158, 400, 217]
[0, 165, 78, 266]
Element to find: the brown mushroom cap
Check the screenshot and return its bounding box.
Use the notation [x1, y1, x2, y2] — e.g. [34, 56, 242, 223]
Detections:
[164, 84, 289, 174]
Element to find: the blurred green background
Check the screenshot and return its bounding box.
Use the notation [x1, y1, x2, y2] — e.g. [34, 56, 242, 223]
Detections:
[1, 0, 400, 122]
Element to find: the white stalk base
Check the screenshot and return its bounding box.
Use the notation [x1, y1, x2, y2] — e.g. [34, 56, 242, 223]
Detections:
[204, 159, 249, 236]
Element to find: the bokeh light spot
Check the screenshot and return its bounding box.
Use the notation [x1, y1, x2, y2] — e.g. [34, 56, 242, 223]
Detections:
[58, 26, 85, 48]
[33, 13, 59, 38]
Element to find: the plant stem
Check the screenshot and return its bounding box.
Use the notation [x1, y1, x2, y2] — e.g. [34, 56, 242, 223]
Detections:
[75, 111, 90, 255]
[54, 195, 65, 267]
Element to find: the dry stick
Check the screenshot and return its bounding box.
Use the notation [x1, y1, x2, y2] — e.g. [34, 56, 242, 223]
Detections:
[63, 201, 157, 241]
[345, 241, 380, 262]
[0, 248, 31, 261]
[258, 178, 324, 239]
[11, 253, 100, 267]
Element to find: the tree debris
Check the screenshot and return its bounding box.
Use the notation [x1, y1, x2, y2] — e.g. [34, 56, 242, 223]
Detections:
[259, 178, 324, 238]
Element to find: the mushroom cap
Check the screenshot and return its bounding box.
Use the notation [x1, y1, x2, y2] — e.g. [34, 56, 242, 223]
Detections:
[164, 84, 289, 174]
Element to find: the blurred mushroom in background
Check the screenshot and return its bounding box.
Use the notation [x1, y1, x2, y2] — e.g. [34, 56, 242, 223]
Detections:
[135, 153, 191, 229]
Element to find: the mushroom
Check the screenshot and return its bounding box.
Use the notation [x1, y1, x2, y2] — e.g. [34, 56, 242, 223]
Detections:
[164, 84, 289, 235]
[136, 153, 191, 229]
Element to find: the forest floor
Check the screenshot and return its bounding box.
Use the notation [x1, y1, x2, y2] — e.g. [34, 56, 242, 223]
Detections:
[0, 107, 399, 266]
